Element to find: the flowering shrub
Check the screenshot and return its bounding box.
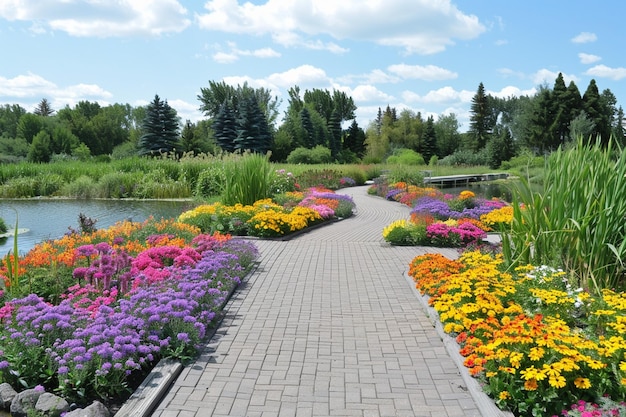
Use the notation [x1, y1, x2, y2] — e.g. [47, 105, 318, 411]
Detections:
[408, 250, 626, 416]
[179, 187, 355, 237]
[0, 219, 258, 405]
[269, 169, 299, 195]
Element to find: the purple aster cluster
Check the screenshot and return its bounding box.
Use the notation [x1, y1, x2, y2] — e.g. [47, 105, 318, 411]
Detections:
[412, 197, 507, 220]
[0, 233, 258, 402]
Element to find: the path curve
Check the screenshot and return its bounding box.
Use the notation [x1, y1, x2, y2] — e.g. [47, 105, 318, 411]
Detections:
[153, 186, 483, 417]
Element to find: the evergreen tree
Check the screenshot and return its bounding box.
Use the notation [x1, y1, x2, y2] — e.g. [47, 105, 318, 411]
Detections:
[551, 73, 570, 146]
[375, 107, 383, 136]
[582, 79, 610, 145]
[212, 101, 238, 152]
[486, 124, 516, 169]
[180, 120, 205, 154]
[468, 82, 491, 151]
[343, 120, 366, 158]
[300, 107, 315, 148]
[138, 95, 180, 156]
[34, 98, 54, 117]
[234, 96, 271, 153]
[422, 116, 437, 162]
[327, 108, 342, 159]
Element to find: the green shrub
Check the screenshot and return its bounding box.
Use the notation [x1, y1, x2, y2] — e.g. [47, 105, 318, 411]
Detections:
[386, 148, 425, 165]
[387, 166, 424, 186]
[62, 175, 97, 199]
[33, 173, 64, 196]
[195, 165, 225, 198]
[439, 148, 489, 166]
[0, 177, 38, 197]
[286, 146, 333, 164]
[0, 217, 7, 234]
[338, 167, 367, 185]
[97, 171, 141, 198]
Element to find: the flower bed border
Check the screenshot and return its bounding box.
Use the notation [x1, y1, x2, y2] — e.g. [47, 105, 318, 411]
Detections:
[115, 258, 260, 416]
[402, 269, 513, 417]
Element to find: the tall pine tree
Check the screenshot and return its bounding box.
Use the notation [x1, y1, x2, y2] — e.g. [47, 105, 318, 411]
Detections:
[138, 95, 180, 156]
[468, 82, 491, 151]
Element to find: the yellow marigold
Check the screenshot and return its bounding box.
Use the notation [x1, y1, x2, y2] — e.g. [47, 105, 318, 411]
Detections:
[480, 205, 513, 227]
[498, 391, 511, 400]
[459, 190, 475, 200]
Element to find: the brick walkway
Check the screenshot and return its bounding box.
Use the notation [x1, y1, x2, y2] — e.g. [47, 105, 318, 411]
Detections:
[152, 186, 484, 417]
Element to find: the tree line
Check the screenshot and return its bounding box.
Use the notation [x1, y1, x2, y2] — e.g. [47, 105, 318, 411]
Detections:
[0, 75, 623, 166]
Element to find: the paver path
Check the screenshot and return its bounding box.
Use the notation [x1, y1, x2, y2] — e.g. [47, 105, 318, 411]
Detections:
[153, 186, 482, 417]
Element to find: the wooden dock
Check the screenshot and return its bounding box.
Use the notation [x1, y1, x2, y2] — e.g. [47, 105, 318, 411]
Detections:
[422, 172, 509, 187]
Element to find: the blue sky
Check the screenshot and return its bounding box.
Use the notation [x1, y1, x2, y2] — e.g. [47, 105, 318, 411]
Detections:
[1, 1, 624, 132]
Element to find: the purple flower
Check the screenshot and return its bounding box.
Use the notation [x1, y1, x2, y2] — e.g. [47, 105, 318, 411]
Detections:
[177, 333, 190, 343]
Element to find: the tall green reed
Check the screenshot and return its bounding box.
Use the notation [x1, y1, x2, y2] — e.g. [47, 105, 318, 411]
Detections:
[502, 137, 626, 294]
[222, 152, 271, 206]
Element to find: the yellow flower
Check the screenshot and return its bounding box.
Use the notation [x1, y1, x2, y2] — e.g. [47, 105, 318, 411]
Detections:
[528, 347, 545, 361]
[548, 375, 567, 388]
[509, 352, 523, 368]
[520, 366, 547, 381]
[498, 391, 511, 400]
[459, 190, 475, 200]
[524, 379, 538, 391]
[574, 377, 591, 389]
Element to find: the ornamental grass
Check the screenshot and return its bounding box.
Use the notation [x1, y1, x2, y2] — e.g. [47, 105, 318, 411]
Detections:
[0, 218, 258, 406]
[409, 250, 626, 417]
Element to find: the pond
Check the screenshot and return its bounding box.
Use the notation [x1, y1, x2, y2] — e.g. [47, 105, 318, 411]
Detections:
[0, 199, 196, 257]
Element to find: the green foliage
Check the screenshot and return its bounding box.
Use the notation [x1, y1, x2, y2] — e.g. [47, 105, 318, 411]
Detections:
[439, 148, 489, 166]
[502, 138, 626, 294]
[286, 145, 333, 164]
[0, 217, 6, 234]
[222, 153, 271, 206]
[384, 223, 428, 246]
[386, 148, 425, 165]
[387, 166, 424, 186]
[195, 165, 225, 198]
[28, 131, 51, 162]
[96, 171, 141, 198]
[61, 175, 98, 199]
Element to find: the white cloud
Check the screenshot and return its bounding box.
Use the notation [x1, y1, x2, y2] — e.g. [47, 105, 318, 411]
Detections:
[532, 69, 578, 86]
[578, 53, 601, 64]
[571, 31, 597, 44]
[168, 98, 204, 122]
[387, 64, 457, 81]
[266, 65, 331, 88]
[0, 73, 112, 103]
[346, 85, 394, 102]
[488, 86, 537, 99]
[0, 0, 191, 37]
[196, 0, 485, 55]
[585, 64, 626, 81]
[212, 43, 281, 63]
[497, 68, 525, 79]
[402, 86, 473, 104]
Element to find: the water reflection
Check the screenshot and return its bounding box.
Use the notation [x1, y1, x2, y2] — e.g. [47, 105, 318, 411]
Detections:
[0, 199, 195, 257]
